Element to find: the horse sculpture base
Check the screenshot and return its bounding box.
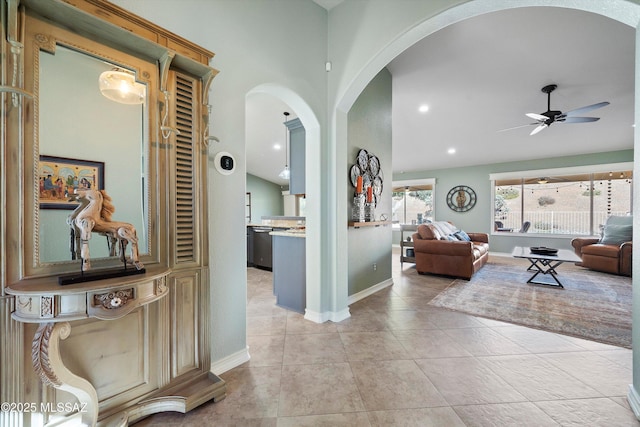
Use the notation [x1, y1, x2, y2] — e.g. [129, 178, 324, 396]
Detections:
[58, 267, 146, 286]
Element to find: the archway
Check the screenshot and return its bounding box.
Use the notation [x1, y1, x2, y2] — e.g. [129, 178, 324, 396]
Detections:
[245, 83, 324, 321]
[330, 0, 640, 415]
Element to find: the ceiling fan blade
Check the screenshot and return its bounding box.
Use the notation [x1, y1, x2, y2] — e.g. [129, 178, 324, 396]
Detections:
[530, 123, 548, 135]
[564, 101, 610, 116]
[557, 116, 600, 123]
[497, 123, 538, 132]
[526, 113, 547, 121]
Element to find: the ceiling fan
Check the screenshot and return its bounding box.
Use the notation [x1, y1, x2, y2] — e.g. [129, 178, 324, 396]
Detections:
[503, 84, 610, 135]
[524, 176, 569, 185]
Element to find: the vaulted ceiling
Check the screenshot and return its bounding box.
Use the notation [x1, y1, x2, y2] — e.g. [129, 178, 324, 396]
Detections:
[246, 5, 634, 186]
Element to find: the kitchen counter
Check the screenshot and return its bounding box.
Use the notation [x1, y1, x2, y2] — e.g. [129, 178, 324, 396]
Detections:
[269, 229, 305, 238]
[247, 219, 305, 270]
[257, 216, 305, 228]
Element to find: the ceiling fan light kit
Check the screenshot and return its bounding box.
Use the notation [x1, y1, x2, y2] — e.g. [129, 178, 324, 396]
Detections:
[504, 83, 609, 135]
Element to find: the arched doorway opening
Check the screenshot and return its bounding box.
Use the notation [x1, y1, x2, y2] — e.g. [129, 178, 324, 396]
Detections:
[330, 0, 639, 412]
[245, 83, 323, 321]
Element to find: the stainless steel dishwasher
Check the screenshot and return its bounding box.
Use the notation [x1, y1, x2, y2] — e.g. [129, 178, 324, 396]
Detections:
[252, 227, 273, 270]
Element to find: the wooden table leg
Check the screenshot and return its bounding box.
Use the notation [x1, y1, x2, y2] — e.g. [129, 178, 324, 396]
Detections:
[32, 322, 99, 426]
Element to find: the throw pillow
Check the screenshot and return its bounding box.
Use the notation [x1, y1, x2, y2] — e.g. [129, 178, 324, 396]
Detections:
[454, 230, 472, 241]
[417, 224, 432, 240]
[606, 215, 633, 227]
[600, 224, 632, 246]
[418, 224, 442, 240]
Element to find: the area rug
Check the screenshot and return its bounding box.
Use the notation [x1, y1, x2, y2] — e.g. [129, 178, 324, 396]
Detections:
[428, 257, 632, 348]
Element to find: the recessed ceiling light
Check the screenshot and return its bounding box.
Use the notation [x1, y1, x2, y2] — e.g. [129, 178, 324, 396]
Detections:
[448, 148, 456, 154]
[418, 104, 429, 113]
[273, 144, 282, 150]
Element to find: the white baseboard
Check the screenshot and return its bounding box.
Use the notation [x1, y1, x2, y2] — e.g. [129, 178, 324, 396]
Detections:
[489, 251, 512, 258]
[628, 384, 640, 420]
[304, 309, 328, 323]
[210, 346, 250, 375]
[348, 278, 394, 305]
[304, 307, 351, 323]
[329, 307, 351, 322]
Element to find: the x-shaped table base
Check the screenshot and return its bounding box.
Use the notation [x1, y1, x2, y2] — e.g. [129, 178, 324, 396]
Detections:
[525, 258, 566, 288]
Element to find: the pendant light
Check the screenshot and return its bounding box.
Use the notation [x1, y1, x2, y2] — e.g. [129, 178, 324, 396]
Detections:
[98, 69, 146, 105]
[279, 111, 291, 180]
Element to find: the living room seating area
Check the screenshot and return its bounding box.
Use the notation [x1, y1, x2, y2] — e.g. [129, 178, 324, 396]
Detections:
[412, 222, 489, 280]
[571, 215, 633, 277]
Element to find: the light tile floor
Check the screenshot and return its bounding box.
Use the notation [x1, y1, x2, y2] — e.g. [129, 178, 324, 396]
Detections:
[135, 250, 638, 426]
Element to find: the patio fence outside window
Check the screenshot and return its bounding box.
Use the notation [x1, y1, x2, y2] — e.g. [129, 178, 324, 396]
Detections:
[494, 169, 632, 236]
[499, 210, 629, 235]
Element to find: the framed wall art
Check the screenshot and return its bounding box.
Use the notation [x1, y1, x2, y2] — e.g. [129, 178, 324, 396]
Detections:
[39, 155, 105, 209]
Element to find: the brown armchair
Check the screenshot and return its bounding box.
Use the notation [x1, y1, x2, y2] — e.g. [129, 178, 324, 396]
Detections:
[412, 223, 489, 280]
[571, 216, 632, 277]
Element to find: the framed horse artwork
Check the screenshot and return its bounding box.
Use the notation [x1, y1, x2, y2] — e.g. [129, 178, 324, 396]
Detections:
[39, 155, 105, 209]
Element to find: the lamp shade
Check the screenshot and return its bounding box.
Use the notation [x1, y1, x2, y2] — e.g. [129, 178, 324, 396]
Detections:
[98, 70, 145, 105]
[279, 111, 291, 180]
[279, 166, 290, 180]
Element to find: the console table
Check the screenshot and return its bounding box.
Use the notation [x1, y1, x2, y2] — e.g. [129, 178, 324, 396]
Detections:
[5, 267, 171, 426]
[399, 224, 418, 266]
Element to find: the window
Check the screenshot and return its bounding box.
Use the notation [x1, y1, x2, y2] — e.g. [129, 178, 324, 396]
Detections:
[492, 164, 632, 235]
[297, 195, 306, 217]
[392, 179, 434, 225]
[245, 192, 251, 223]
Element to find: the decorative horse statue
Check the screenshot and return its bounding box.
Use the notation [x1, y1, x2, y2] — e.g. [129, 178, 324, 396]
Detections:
[67, 199, 120, 261]
[67, 188, 143, 272]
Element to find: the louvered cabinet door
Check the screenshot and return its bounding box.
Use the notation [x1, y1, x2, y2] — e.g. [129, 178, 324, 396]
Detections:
[165, 70, 211, 379]
[167, 71, 206, 268]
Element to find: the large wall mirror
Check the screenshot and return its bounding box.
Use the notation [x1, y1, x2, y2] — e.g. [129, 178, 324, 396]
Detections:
[38, 45, 149, 263]
[23, 14, 160, 276]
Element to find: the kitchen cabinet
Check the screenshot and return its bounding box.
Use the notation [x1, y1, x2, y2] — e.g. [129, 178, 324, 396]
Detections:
[272, 233, 306, 313]
[1, 1, 224, 424]
[286, 118, 305, 195]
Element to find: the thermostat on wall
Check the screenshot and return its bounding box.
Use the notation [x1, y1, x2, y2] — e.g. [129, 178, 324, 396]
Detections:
[214, 151, 235, 175]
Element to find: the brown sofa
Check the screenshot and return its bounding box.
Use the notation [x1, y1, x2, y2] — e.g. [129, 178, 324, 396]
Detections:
[412, 223, 489, 280]
[571, 215, 632, 277]
[571, 216, 633, 276]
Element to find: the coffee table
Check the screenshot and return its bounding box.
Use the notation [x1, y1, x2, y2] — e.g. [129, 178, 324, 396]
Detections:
[511, 246, 582, 288]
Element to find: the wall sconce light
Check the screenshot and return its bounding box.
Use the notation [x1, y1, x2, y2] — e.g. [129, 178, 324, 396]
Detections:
[98, 69, 145, 105]
[278, 111, 291, 180]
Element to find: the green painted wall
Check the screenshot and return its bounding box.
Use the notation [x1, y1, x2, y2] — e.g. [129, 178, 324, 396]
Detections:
[392, 149, 633, 253]
[113, 0, 640, 379]
[347, 68, 393, 296]
[246, 173, 284, 222]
